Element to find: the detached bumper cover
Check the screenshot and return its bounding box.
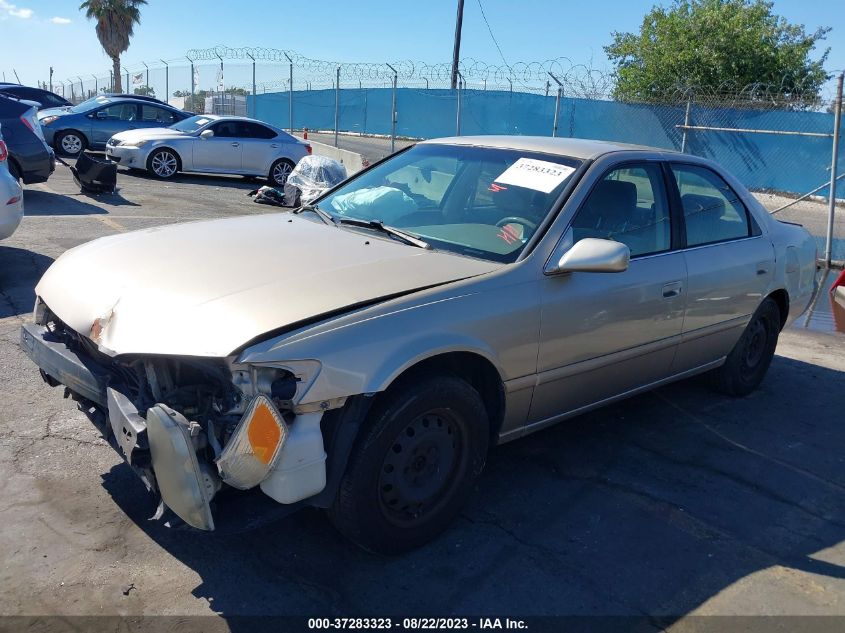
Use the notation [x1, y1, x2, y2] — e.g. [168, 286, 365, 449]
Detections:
[20, 322, 108, 406]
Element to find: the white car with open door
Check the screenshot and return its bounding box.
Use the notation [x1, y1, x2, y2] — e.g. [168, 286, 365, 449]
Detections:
[106, 115, 311, 185]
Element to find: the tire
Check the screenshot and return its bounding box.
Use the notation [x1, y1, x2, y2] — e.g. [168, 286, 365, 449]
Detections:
[328, 374, 489, 554]
[268, 158, 295, 186]
[709, 297, 781, 397]
[147, 148, 180, 179]
[55, 130, 86, 157]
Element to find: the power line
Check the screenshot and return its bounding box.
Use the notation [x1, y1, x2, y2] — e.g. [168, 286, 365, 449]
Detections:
[476, 0, 510, 71]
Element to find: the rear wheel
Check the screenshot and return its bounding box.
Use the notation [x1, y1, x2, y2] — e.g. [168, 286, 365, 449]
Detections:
[269, 158, 295, 186]
[710, 297, 781, 396]
[328, 374, 489, 554]
[147, 148, 180, 179]
[55, 130, 86, 157]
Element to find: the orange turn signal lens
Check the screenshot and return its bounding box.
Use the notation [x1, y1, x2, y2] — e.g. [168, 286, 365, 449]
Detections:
[216, 395, 288, 490]
[247, 398, 283, 465]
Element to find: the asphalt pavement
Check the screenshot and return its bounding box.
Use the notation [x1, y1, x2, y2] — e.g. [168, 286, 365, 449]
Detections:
[1, 162, 844, 629]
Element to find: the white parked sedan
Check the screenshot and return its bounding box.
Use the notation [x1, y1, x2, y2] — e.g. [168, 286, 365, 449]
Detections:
[0, 127, 23, 240]
[106, 115, 311, 185]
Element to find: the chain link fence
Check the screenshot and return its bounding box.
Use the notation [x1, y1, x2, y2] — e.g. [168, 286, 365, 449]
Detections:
[43, 49, 844, 264]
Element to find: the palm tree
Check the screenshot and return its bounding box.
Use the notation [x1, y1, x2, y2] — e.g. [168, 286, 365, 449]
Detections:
[79, 0, 147, 93]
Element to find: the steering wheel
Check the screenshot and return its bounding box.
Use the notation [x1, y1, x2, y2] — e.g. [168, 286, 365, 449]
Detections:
[495, 216, 538, 231]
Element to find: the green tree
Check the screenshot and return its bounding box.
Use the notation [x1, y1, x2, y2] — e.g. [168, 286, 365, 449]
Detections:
[605, 0, 830, 102]
[79, 0, 147, 93]
[133, 84, 155, 97]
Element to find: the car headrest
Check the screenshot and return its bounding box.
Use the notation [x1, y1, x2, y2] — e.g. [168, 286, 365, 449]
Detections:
[583, 179, 637, 230]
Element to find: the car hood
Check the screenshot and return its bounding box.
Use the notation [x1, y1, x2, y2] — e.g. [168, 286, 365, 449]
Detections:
[111, 128, 188, 143]
[35, 213, 501, 357]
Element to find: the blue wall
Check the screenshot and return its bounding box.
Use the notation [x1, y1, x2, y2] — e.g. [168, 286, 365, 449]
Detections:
[249, 88, 843, 198]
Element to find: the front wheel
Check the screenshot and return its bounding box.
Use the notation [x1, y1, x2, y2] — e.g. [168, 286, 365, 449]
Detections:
[147, 148, 180, 179]
[268, 158, 295, 186]
[709, 297, 781, 396]
[328, 375, 489, 554]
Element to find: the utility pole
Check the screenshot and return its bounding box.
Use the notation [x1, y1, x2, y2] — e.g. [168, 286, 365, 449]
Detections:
[450, 0, 465, 90]
[49, 66, 53, 93]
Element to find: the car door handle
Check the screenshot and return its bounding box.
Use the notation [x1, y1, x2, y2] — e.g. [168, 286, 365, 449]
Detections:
[662, 281, 683, 298]
[270, 144, 279, 148]
[231, 142, 240, 147]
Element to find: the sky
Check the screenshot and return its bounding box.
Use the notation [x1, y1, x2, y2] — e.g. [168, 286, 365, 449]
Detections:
[1, 0, 843, 95]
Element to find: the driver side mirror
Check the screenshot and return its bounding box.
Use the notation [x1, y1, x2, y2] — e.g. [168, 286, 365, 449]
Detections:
[550, 238, 630, 274]
[94, 110, 107, 119]
[199, 129, 214, 140]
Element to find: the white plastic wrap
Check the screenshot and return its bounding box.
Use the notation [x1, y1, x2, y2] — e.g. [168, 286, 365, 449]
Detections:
[284, 155, 348, 206]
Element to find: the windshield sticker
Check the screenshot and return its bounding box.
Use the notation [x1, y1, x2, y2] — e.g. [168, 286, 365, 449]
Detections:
[494, 158, 575, 193]
[195, 118, 210, 126]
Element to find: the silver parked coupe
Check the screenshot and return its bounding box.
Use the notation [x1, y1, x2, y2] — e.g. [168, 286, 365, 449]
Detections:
[106, 114, 311, 184]
[21, 136, 817, 553]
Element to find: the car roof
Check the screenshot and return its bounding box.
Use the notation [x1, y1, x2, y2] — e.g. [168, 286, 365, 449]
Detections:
[420, 135, 672, 160]
[83, 95, 183, 111]
[102, 93, 168, 104]
[202, 115, 282, 130]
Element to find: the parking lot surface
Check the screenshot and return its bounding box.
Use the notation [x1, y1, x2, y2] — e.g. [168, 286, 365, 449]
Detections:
[1, 163, 845, 626]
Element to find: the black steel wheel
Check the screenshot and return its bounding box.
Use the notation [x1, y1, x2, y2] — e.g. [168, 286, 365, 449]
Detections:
[710, 297, 781, 396]
[328, 374, 489, 554]
[378, 408, 465, 527]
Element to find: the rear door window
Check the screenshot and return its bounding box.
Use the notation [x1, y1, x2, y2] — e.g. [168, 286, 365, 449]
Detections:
[670, 164, 751, 247]
[141, 105, 178, 124]
[239, 122, 277, 139]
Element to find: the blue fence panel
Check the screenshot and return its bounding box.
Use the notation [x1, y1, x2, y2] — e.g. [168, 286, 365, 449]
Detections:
[249, 88, 842, 198]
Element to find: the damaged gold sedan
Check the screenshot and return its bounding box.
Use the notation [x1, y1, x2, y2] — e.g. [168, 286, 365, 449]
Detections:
[21, 136, 816, 553]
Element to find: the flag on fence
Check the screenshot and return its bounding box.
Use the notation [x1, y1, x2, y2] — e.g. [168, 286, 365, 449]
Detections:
[193, 67, 200, 88]
[132, 72, 143, 86]
[216, 67, 224, 91]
